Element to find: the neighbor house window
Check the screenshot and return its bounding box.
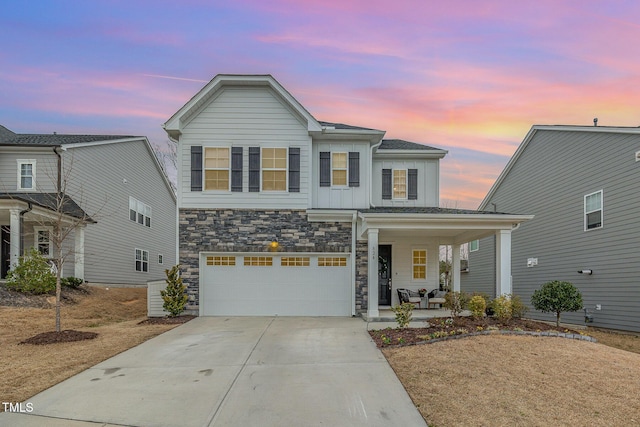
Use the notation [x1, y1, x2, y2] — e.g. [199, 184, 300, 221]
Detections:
[158, 254, 163, 265]
[262, 148, 287, 191]
[412, 249, 427, 279]
[332, 153, 347, 186]
[129, 197, 151, 227]
[585, 190, 603, 230]
[17, 160, 35, 190]
[204, 147, 230, 190]
[393, 169, 407, 199]
[34, 227, 52, 257]
[469, 240, 479, 252]
[135, 249, 149, 272]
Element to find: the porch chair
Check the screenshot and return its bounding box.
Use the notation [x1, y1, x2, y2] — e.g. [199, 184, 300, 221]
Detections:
[427, 289, 446, 309]
[396, 288, 422, 309]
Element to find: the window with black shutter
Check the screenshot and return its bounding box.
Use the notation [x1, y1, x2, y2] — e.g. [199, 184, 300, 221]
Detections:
[408, 169, 418, 200]
[190, 146, 203, 191]
[382, 169, 392, 200]
[348, 152, 360, 187]
[249, 147, 260, 192]
[231, 147, 243, 192]
[320, 152, 330, 187]
[289, 148, 300, 192]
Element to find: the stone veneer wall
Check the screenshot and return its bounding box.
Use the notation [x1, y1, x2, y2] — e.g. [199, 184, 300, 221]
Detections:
[355, 240, 369, 314]
[179, 209, 353, 311]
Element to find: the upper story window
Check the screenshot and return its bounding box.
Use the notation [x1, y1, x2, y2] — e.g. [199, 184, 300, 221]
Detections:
[129, 197, 151, 227]
[261, 148, 287, 191]
[332, 153, 348, 186]
[135, 248, 149, 272]
[393, 169, 407, 199]
[585, 190, 603, 230]
[204, 147, 230, 191]
[469, 240, 479, 252]
[17, 160, 35, 190]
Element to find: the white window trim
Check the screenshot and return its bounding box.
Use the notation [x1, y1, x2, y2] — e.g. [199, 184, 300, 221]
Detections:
[261, 147, 288, 192]
[17, 159, 36, 191]
[34, 226, 53, 258]
[392, 169, 408, 200]
[470, 240, 479, 252]
[584, 190, 603, 231]
[411, 248, 427, 281]
[129, 196, 152, 228]
[204, 146, 231, 192]
[331, 152, 348, 187]
[135, 248, 149, 272]
[158, 254, 163, 265]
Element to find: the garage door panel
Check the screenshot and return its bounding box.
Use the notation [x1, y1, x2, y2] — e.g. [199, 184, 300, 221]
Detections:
[201, 253, 351, 316]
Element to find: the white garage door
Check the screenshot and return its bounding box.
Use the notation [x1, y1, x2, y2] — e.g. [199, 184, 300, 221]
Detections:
[200, 253, 352, 316]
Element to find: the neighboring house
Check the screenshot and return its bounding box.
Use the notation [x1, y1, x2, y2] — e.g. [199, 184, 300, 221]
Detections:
[164, 74, 531, 318]
[462, 124, 640, 332]
[0, 125, 176, 284]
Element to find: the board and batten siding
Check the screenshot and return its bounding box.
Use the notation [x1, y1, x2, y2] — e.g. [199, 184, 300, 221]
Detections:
[179, 86, 312, 210]
[312, 142, 370, 209]
[0, 151, 58, 192]
[463, 129, 640, 332]
[63, 140, 176, 284]
[371, 158, 439, 207]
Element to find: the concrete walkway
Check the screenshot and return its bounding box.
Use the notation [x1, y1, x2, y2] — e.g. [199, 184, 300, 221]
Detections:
[1, 317, 426, 427]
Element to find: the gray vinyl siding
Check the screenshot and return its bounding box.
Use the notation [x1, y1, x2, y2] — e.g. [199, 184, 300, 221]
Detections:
[63, 140, 176, 284]
[179, 86, 311, 209]
[465, 128, 640, 332]
[461, 235, 496, 297]
[371, 158, 439, 207]
[0, 150, 58, 192]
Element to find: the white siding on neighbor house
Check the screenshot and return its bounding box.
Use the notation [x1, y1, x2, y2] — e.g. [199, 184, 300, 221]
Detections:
[179, 86, 312, 210]
[148, 280, 168, 317]
[63, 140, 176, 284]
[0, 150, 58, 192]
[371, 158, 439, 207]
[462, 129, 640, 332]
[312, 141, 370, 209]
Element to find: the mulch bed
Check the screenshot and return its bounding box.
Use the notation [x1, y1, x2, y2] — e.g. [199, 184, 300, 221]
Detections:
[138, 315, 196, 325]
[369, 316, 584, 348]
[20, 330, 99, 345]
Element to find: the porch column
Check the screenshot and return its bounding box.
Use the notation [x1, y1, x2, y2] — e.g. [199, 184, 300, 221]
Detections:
[74, 225, 85, 280]
[367, 228, 379, 318]
[495, 229, 512, 295]
[9, 209, 20, 269]
[452, 243, 461, 292]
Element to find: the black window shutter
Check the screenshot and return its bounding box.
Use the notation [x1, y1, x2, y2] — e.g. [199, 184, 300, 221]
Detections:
[190, 146, 203, 191]
[231, 147, 243, 192]
[319, 152, 330, 187]
[408, 169, 418, 200]
[289, 147, 300, 192]
[382, 169, 392, 200]
[249, 147, 260, 192]
[348, 152, 360, 187]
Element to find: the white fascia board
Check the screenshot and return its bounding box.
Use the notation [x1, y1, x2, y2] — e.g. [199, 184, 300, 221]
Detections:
[58, 136, 145, 149]
[358, 212, 534, 230]
[374, 149, 448, 159]
[307, 209, 357, 222]
[310, 128, 386, 144]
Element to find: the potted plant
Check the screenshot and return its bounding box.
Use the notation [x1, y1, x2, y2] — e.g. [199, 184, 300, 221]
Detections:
[418, 288, 427, 297]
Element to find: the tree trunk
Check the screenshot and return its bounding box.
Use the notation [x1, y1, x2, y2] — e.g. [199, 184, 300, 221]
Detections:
[556, 312, 561, 328]
[55, 274, 61, 332]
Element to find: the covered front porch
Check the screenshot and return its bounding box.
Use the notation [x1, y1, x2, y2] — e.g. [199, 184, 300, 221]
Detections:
[0, 193, 94, 280]
[358, 208, 533, 319]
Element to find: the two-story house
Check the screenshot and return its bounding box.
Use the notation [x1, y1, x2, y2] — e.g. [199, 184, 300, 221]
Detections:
[0, 126, 176, 284]
[462, 125, 640, 333]
[164, 74, 531, 318]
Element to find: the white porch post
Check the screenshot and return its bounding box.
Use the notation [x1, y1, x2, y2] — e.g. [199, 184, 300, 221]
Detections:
[9, 209, 20, 269]
[367, 228, 379, 318]
[495, 229, 512, 295]
[74, 225, 85, 280]
[452, 243, 461, 292]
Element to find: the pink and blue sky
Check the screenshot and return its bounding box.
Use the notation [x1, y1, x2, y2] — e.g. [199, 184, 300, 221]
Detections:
[2, 0, 640, 208]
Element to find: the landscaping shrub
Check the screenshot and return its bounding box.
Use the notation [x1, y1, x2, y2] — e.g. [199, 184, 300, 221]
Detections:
[468, 295, 486, 319]
[61, 276, 84, 289]
[6, 248, 56, 294]
[391, 302, 414, 328]
[491, 294, 512, 322]
[510, 294, 528, 318]
[531, 280, 583, 327]
[160, 265, 188, 317]
[444, 291, 469, 318]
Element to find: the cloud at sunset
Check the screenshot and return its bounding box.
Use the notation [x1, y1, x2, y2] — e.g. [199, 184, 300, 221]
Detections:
[2, 1, 640, 208]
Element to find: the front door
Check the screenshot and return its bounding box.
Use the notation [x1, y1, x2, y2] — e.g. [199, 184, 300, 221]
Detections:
[1, 226, 10, 279]
[378, 245, 392, 305]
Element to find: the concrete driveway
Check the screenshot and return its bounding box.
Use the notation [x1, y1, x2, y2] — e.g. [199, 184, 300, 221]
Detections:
[1, 317, 426, 427]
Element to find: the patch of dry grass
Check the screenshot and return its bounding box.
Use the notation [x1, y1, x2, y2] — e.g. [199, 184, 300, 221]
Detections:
[587, 328, 640, 354]
[384, 335, 640, 426]
[0, 286, 180, 405]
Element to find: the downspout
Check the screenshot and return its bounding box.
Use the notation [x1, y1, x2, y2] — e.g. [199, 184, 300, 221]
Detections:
[351, 212, 357, 316]
[369, 140, 383, 208]
[19, 203, 33, 256]
[167, 134, 181, 268]
[53, 146, 62, 194]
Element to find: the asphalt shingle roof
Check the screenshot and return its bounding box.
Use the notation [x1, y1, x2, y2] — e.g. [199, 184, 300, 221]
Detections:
[0, 125, 16, 142]
[358, 207, 515, 215]
[379, 139, 443, 151]
[318, 121, 380, 132]
[0, 133, 137, 146]
[0, 193, 96, 222]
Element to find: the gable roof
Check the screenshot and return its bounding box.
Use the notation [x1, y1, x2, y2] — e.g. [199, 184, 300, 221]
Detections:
[318, 121, 380, 132]
[0, 132, 138, 147]
[479, 124, 640, 210]
[0, 125, 16, 142]
[0, 193, 96, 222]
[163, 74, 323, 140]
[379, 139, 443, 151]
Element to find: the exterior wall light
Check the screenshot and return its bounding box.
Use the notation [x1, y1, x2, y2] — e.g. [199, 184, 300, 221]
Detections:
[577, 269, 593, 275]
[270, 240, 279, 250]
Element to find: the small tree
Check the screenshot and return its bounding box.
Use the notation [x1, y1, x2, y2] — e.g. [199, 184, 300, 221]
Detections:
[161, 265, 188, 317]
[444, 291, 469, 318]
[531, 280, 583, 327]
[390, 302, 414, 328]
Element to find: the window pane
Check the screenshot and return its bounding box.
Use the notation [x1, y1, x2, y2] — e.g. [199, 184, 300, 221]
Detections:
[204, 170, 229, 190]
[135, 249, 141, 260]
[262, 170, 286, 191]
[332, 153, 347, 168]
[205, 148, 229, 168]
[587, 211, 602, 229]
[142, 262, 148, 272]
[333, 170, 347, 186]
[586, 192, 601, 212]
[21, 177, 32, 188]
[413, 266, 426, 279]
[136, 261, 141, 271]
[145, 217, 151, 227]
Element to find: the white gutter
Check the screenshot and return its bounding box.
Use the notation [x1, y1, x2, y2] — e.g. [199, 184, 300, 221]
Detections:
[369, 140, 383, 208]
